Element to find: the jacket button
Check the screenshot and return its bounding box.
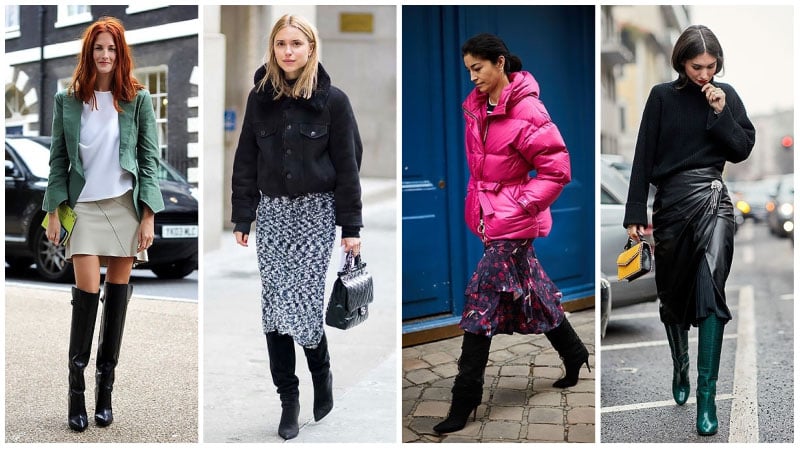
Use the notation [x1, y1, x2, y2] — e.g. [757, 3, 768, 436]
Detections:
[286, 173, 292, 179]
[286, 149, 292, 155]
[260, 130, 265, 137]
[310, 131, 316, 136]
[286, 125, 292, 130]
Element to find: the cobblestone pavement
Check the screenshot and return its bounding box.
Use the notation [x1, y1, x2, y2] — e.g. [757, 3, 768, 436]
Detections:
[402, 309, 595, 443]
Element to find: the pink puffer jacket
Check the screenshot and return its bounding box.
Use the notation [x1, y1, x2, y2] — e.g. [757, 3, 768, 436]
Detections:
[463, 71, 571, 242]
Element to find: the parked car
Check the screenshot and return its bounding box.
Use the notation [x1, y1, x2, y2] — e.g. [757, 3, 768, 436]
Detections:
[5, 136, 198, 282]
[600, 159, 659, 322]
[727, 179, 774, 223]
[765, 173, 794, 238]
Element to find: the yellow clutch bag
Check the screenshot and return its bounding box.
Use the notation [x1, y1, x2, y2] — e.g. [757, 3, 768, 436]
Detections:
[617, 238, 652, 282]
[41, 204, 77, 246]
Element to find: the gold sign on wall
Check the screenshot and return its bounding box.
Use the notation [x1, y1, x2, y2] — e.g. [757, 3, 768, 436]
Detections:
[340, 13, 373, 33]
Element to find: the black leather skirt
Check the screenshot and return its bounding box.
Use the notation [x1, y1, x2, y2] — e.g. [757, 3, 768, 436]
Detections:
[652, 167, 734, 328]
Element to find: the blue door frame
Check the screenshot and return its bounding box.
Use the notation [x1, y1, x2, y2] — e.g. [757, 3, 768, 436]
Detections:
[402, 6, 595, 333]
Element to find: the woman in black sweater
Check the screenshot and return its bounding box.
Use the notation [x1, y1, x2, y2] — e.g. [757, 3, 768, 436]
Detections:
[624, 25, 755, 436]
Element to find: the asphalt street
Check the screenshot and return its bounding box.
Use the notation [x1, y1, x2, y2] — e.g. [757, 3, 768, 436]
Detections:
[4, 285, 198, 443]
[600, 221, 794, 443]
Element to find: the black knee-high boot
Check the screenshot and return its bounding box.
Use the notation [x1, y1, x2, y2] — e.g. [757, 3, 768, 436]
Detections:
[266, 332, 300, 440]
[433, 332, 492, 434]
[68, 287, 100, 432]
[94, 283, 133, 427]
[303, 332, 333, 421]
[664, 323, 690, 405]
[544, 317, 591, 388]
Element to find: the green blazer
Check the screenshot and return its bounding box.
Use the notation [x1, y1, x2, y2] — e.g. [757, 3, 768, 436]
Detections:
[42, 89, 165, 219]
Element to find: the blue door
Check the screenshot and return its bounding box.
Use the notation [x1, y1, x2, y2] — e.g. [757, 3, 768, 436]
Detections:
[402, 6, 595, 328]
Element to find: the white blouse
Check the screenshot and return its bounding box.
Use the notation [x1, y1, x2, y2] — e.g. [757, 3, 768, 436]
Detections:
[77, 91, 134, 202]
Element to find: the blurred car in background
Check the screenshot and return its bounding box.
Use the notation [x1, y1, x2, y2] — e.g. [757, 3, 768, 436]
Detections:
[727, 179, 774, 223]
[600, 158, 659, 329]
[5, 136, 198, 282]
[766, 173, 794, 238]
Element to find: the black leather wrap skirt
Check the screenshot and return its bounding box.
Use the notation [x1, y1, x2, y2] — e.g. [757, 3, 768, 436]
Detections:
[652, 167, 734, 328]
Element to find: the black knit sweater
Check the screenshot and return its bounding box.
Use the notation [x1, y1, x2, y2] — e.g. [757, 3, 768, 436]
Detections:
[624, 78, 755, 227]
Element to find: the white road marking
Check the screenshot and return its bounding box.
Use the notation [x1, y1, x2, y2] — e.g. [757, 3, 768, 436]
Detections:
[601, 394, 735, 413]
[740, 245, 754, 264]
[779, 293, 793, 301]
[728, 285, 759, 442]
[611, 305, 739, 322]
[601, 334, 738, 351]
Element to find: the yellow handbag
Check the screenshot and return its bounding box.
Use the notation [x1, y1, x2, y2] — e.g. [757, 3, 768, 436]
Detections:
[617, 238, 652, 282]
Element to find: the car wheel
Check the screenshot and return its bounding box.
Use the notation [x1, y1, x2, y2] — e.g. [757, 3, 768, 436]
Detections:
[150, 259, 196, 279]
[33, 226, 74, 283]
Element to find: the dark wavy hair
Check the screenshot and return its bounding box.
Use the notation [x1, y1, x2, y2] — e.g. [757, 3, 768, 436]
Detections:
[461, 33, 523, 74]
[671, 25, 724, 88]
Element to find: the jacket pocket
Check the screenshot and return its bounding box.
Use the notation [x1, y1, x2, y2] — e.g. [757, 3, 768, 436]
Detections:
[482, 187, 539, 240]
[253, 121, 277, 153]
[299, 123, 330, 155]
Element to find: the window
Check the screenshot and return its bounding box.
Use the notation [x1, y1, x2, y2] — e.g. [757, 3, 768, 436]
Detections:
[134, 66, 169, 159]
[5, 5, 20, 39]
[55, 5, 92, 29]
[126, 3, 168, 15]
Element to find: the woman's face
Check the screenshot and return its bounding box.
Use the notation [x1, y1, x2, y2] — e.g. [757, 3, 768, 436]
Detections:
[93, 31, 117, 80]
[274, 26, 312, 80]
[683, 52, 718, 86]
[463, 53, 505, 96]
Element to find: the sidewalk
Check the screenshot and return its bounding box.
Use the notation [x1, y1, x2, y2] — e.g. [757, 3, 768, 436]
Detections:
[202, 177, 397, 443]
[4, 285, 198, 443]
[402, 308, 595, 443]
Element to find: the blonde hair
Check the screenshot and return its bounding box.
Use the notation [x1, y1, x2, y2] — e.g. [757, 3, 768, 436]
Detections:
[257, 14, 320, 100]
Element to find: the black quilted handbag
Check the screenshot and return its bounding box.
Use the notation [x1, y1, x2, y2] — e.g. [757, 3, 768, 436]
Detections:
[325, 251, 374, 330]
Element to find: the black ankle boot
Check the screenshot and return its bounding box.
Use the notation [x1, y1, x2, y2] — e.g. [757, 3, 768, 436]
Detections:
[304, 333, 333, 421]
[94, 283, 133, 427]
[545, 318, 590, 388]
[433, 332, 492, 434]
[266, 332, 300, 440]
[68, 287, 100, 432]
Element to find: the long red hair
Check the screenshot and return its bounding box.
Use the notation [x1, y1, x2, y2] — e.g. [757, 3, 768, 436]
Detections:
[69, 17, 143, 111]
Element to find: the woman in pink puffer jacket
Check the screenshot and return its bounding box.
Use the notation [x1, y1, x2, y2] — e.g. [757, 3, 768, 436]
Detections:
[434, 33, 591, 434]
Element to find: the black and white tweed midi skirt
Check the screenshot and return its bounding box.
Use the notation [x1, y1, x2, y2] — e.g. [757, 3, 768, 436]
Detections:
[256, 191, 336, 348]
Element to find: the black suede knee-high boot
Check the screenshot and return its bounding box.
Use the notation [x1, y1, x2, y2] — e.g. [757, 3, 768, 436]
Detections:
[433, 332, 492, 434]
[94, 282, 133, 427]
[266, 332, 300, 440]
[303, 332, 333, 421]
[544, 317, 591, 388]
[68, 287, 100, 432]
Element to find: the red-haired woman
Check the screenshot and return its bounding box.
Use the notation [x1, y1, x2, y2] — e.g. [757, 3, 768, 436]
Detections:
[42, 16, 164, 432]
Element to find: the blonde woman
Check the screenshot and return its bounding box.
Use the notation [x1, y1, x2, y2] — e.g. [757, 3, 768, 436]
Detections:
[230, 15, 363, 440]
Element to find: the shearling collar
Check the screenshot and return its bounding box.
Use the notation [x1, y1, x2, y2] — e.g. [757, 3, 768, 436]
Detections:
[252, 62, 331, 112]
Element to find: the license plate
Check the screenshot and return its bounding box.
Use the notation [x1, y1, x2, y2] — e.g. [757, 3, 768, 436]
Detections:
[161, 225, 198, 238]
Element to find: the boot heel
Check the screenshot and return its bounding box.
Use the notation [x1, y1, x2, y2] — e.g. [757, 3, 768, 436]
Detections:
[584, 359, 591, 373]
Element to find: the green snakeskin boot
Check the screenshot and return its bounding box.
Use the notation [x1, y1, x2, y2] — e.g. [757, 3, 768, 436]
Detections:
[696, 315, 725, 436]
[664, 323, 690, 405]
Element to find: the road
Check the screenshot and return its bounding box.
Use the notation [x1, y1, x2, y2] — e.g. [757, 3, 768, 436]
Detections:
[4, 266, 197, 301]
[600, 220, 794, 442]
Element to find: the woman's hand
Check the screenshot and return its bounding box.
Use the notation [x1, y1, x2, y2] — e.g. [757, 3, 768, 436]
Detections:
[702, 83, 726, 114]
[626, 224, 646, 242]
[46, 211, 62, 246]
[137, 208, 155, 252]
[342, 237, 361, 255]
[234, 231, 249, 247]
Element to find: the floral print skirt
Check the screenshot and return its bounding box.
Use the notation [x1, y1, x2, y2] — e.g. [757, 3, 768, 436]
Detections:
[460, 239, 565, 337]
